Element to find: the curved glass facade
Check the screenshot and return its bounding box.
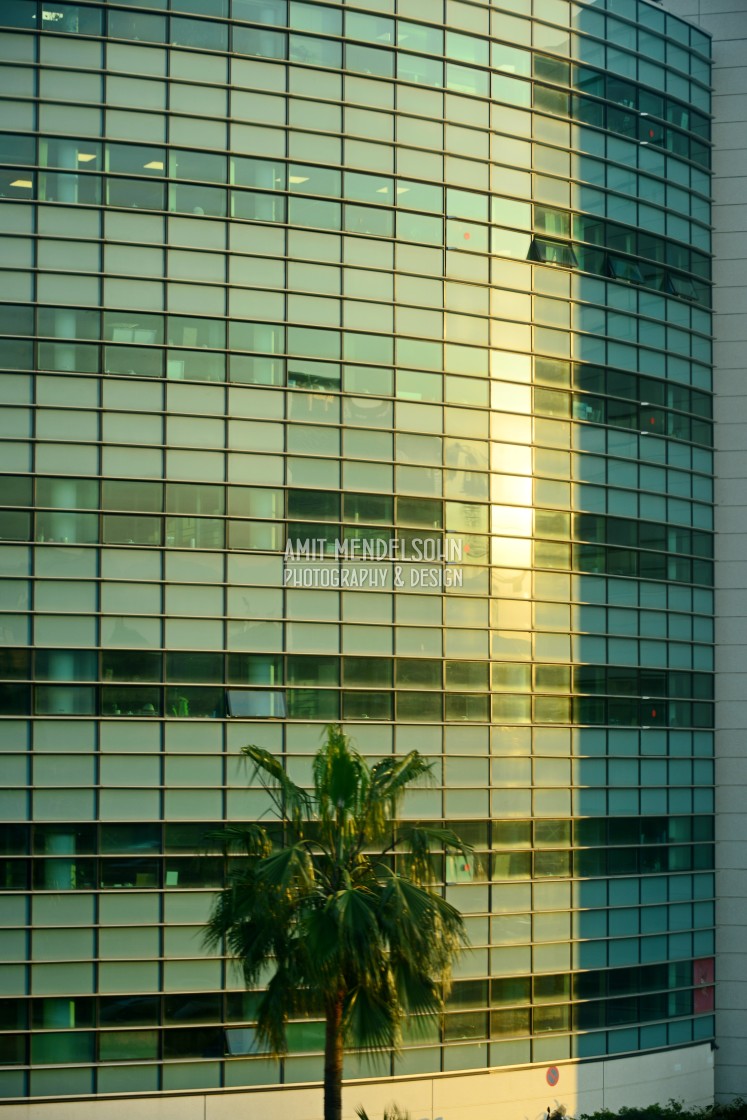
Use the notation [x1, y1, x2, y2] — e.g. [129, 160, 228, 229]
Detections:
[0, 0, 714, 1104]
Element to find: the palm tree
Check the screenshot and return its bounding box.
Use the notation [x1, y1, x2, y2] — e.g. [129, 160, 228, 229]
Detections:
[205, 724, 471, 1120]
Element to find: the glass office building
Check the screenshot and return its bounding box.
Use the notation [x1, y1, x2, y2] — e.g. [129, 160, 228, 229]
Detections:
[0, 0, 716, 1109]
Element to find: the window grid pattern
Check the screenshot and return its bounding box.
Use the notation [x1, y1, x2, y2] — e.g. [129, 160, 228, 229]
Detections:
[0, 0, 713, 1102]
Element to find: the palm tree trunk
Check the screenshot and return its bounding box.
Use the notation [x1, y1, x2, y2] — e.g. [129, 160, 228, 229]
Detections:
[323, 993, 345, 1120]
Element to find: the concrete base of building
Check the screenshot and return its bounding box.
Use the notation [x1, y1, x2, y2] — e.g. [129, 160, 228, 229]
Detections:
[1, 1044, 714, 1120]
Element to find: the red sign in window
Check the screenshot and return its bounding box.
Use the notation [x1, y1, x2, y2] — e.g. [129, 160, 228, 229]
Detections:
[694, 986, 714, 1013]
[694, 957, 715, 986]
[693, 957, 715, 1013]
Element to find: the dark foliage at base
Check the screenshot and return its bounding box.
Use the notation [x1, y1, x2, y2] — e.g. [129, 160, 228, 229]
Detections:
[578, 1099, 747, 1120]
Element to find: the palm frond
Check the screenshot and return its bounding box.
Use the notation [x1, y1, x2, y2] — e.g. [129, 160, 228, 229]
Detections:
[242, 745, 311, 829]
[204, 845, 316, 980]
[297, 906, 341, 993]
[203, 875, 259, 951]
[395, 824, 474, 884]
[356, 1107, 411, 1120]
[388, 953, 442, 1019]
[203, 882, 284, 982]
[255, 841, 316, 895]
[379, 873, 468, 976]
[254, 964, 301, 1055]
[369, 753, 432, 813]
[313, 724, 368, 834]
[344, 981, 400, 1051]
[205, 822, 272, 858]
[325, 887, 383, 980]
[349, 753, 432, 850]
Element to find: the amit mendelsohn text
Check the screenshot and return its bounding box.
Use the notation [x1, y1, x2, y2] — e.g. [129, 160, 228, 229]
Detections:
[284, 538, 464, 562]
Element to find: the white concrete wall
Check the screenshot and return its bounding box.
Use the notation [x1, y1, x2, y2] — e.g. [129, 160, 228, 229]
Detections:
[659, 0, 747, 1101]
[0, 1045, 714, 1120]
